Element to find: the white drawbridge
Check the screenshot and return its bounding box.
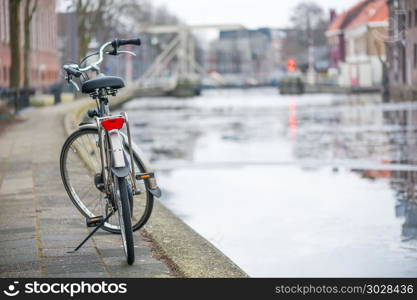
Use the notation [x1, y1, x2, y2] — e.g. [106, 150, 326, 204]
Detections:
[134, 24, 244, 91]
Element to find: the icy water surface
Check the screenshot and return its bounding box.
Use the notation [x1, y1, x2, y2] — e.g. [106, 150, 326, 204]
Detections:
[122, 88, 417, 277]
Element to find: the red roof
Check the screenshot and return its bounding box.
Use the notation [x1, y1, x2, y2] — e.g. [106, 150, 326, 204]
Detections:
[327, 0, 388, 33]
[327, 10, 349, 32]
[346, 0, 388, 28]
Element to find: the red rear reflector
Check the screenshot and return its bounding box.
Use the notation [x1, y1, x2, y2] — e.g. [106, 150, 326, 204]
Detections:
[101, 117, 125, 131]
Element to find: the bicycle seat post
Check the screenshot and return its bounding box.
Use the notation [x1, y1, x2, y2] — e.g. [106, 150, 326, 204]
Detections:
[95, 88, 110, 117]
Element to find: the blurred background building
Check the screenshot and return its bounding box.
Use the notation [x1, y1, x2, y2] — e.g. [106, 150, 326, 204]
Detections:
[206, 28, 286, 86]
[387, 0, 417, 102]
[0, 0, 59, 89]
[326, 0, 388, 88]
[0, 0, 416, 101]
[57, 12, 78, 66]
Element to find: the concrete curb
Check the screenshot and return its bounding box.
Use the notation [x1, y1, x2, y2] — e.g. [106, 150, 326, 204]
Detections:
[63, 91, 249, 278]
[145, 200, 248, 278]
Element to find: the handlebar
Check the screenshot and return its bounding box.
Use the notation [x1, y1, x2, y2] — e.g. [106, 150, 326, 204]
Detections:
[64, 37, 141, 74]
[111, 38, 141, 48]
[77, 41, 111, 72]
[63, 38, 141, 91]
[63, 65, 82, 77]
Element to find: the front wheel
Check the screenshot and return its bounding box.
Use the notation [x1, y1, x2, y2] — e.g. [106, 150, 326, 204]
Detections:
[115, 177, 135, 265]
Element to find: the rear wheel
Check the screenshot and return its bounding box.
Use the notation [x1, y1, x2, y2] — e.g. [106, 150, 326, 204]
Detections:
[115, 177, 135, 265]
[60, 128, 154, 233]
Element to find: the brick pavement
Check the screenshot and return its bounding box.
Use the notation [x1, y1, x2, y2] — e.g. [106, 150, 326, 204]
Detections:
[0, 104, 176, 278]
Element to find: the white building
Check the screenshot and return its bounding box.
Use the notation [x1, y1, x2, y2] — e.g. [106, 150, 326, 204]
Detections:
[327, 0, 388, 88]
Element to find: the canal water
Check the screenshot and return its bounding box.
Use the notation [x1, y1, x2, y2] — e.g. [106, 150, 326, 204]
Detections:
[121, 87, 417, 277]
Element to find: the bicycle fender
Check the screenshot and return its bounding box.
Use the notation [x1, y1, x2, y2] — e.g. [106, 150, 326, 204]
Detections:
[111, 152, 131, 178]
[108, 129, 125, 168]
[78, 123, 97, 130]
[148, 186, 162, 198]
[111, 166, 130, 177]
[120, 132, 162, 198]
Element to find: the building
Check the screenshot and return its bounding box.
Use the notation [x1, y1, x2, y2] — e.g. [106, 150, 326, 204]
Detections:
[0, 0, 59, 90]
[207, 28, 286, 86]
[385, 0, 417, 233]
[343, 0, 388, 87]
[326, 0, 388, 87]
[326, 1, 371, 69]
[57, 12, 78, 67]
[387, 0, 417, 101]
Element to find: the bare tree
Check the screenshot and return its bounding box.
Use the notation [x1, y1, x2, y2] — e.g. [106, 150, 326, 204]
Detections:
[290, 1, 326, 38]
[282, 1, 328, 70]
[67, 0, 181, 70]
[9, 0, 22, 112]
[73, 0, 105, 61]
[69, 0, 142, 61]
[152, 5, 180, 25]
[23, 0, 38, 90]
[9, 0, 21, 90]
[375, 41, 389, 102]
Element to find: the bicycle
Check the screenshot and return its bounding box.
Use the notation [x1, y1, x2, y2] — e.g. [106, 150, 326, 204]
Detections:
[60, 38, 161, 265]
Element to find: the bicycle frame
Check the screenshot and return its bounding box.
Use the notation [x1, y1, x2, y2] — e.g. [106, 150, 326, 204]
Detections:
[92, 93, 138, 196]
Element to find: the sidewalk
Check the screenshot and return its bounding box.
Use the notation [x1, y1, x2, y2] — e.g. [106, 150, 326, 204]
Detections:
[0, 103, 176, 278]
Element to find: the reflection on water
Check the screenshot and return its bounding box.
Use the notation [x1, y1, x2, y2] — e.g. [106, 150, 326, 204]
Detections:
[293, 95, 417, 241]
[122, 88, 417, 277]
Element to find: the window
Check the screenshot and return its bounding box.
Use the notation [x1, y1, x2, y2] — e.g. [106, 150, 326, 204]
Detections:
[399, 14, 406, 31]
[4, 0, 8, 42]
[0, 0, 4, 41]
[409, 11, 413, 28]
[415, 9, 417, 27]
[414, 44, 417, 68]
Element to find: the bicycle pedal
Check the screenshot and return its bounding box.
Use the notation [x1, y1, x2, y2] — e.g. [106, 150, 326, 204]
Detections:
[86, 216, 104, 227]
[135, 172, 154, 180]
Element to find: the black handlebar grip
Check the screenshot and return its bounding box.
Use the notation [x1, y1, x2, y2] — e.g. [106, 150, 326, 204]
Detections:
[111, 38, 141, 48]
[63, 66, 82, 77]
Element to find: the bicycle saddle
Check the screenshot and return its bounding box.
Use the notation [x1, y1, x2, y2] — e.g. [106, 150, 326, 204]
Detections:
[81, 76, 125, 94]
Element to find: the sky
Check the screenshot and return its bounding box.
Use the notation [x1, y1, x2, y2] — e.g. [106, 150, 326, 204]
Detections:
[58, 0, 359, 28]
[152, 0, 359, 29]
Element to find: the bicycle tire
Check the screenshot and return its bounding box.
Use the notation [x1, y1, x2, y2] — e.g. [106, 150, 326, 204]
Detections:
[115, 176, 135, 265]
[60, 127, 154, 233]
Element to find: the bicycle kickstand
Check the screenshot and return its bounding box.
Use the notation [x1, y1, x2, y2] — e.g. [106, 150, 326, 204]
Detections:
[67, 211, 114, 254]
